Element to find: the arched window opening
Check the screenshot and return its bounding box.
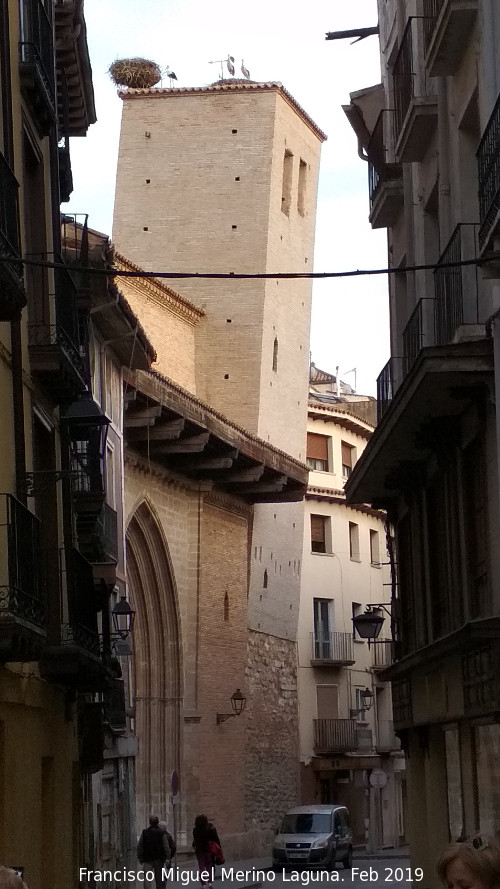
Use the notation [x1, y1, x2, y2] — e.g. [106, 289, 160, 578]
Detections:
[272, 337, 278, 372]
[224, 591, 230, 621]
[263, 569, 268, 588]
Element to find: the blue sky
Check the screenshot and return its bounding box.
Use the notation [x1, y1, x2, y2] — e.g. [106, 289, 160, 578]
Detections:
[67, 0, 388, 396]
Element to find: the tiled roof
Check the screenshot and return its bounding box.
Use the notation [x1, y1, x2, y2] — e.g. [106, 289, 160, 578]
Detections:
[118, 80, 327, 142]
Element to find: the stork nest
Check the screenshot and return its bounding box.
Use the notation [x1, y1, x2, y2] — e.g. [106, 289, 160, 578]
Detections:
[108, 58, 162, 89]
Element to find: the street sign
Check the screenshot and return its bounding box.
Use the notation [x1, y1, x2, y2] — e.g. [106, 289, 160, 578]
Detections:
[369, 768, 388, 788]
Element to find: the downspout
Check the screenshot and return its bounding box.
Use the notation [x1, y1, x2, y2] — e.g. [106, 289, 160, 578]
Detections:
[10, 315, 27, 505]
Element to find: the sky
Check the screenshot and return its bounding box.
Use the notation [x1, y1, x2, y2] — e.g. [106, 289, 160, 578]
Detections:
[66, 0, 389, 396]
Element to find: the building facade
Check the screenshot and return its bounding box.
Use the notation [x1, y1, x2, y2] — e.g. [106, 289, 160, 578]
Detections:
[111, 257, 308, 856]
[112, 80, 325, 842]
[298, 367, 405, 850]
[343, 0, 500, 881]
[0, 2, 126, 887]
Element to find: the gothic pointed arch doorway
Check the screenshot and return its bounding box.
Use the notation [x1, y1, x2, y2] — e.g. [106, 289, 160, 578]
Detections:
[126, 501, 181, 832]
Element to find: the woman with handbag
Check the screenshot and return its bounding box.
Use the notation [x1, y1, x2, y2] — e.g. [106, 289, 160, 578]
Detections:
[192, 814, 224, 887]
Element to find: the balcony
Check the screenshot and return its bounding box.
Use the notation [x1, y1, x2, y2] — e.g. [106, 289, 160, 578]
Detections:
[28, 258, 88, 402]
[478, 95, 500, 251]
[0, 494, 46, 662]
[393, 18, 438, 162]
[77, 503, 119, 585]
[313, 718, 357, 753]
[103, 678, 127, 735]
[61, 214, 91, 308]
[310, 632, 355, 666]
[377, 357, 404, 421]
[434, 224, 479, 343]
[19, 0, 56, 135]
[372, 640, 393, 671]
[403, 298, 435, 374]
[423, 0, 478, 77]
[367, 111, 403, 229]
[40, 548, 108, 690]
[0, 153, 26, 320]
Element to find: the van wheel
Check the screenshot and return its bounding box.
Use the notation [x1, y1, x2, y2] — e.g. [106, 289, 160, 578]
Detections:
[343, 848, 353, 869]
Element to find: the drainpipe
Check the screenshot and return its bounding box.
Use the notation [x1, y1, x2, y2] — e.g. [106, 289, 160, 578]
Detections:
[10, 315, 27, 506]
[437, 78, 451, 244]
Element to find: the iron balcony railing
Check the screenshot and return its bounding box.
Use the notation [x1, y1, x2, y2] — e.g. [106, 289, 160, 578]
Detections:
[367, 110, 402, 212]
[422, 0, 443, 52]
[0, 494, 45, 628]
[377, 357, 404, 421]
[27, 253, 88, 383]
[19, 0, 55, 111]
[313, 718, 357, 752]
[96, 503, 119, 563]
[310, 631, 354, 663]
[402, 298, 435, 374]
[393, 19, 414, 141]
[372, 640, 393, 670]
[64, 547, 101, 655]
[477, 93, 500, 249]
[103, 678, 127, 734]
[434, 224, 479, 344]
[0, 152, 24, 296]
[393, 17, 433, 146]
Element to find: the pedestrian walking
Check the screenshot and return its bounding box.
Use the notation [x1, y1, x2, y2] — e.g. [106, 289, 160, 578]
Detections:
[137, 815, 172, 889]
[192, 814, 223, 887]
[437, 836, 500, 889]
[159, 821, 177, 861]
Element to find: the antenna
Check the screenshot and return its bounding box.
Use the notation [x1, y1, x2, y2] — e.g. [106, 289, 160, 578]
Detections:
[341, 368, 357, 392]
[209, 55, 235, 81]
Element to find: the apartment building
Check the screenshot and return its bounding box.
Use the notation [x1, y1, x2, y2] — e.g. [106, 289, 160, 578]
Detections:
[342, 0, 500, 880]
[112, 79, 325, 845]
[0, 1, 114, 886]
[299, 366, 405, 850]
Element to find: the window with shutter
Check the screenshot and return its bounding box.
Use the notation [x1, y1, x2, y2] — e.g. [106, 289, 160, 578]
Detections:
[311, 514, 328, 553]
[307, 433, 329, 471]
[341, 441, 355, 479]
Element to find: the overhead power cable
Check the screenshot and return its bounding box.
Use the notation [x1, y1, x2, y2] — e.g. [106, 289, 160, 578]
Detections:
[0, 252, 499, 280]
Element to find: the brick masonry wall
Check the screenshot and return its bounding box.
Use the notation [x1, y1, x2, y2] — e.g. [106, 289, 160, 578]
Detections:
[113, 86, 323, 458]
[118, 276, 199, 394]
[244, 630, 300, 831]
[124, 463, 252, 844]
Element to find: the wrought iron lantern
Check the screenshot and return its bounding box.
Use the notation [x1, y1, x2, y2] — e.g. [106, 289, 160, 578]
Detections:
[216, 687, 247, 724]
[352, 604, 392, 645]
[62, 393, 110, 495]
[112, 596, 136, 640]
[350, 687, 374, 719]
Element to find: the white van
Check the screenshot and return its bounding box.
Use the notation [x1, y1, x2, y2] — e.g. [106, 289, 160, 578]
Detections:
[272, 804, 353, 870]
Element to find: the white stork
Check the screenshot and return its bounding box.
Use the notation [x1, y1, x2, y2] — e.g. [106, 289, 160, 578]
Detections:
[241, 60, 250, 79]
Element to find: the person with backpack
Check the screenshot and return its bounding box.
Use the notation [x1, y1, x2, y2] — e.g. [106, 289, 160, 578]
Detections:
[137, 815, 173, 889]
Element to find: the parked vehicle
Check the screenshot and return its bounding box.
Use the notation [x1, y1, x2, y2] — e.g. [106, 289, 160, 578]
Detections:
[272, 804, 353, 870]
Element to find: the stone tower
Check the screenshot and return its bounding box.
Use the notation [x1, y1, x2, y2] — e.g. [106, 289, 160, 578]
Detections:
[113, 81, 325, 459]
[113, 79, 325, 834]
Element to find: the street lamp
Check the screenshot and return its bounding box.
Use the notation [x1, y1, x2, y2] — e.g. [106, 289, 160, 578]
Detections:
[352, 604, 391, 646]
[350, 687, 374, 719]
[216, 688, 247, 724]
[62, 392, 110, 495]
[112, 596, 136, 640]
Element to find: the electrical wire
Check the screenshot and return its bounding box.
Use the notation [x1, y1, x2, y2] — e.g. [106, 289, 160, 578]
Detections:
[2, 252, 499, 281]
